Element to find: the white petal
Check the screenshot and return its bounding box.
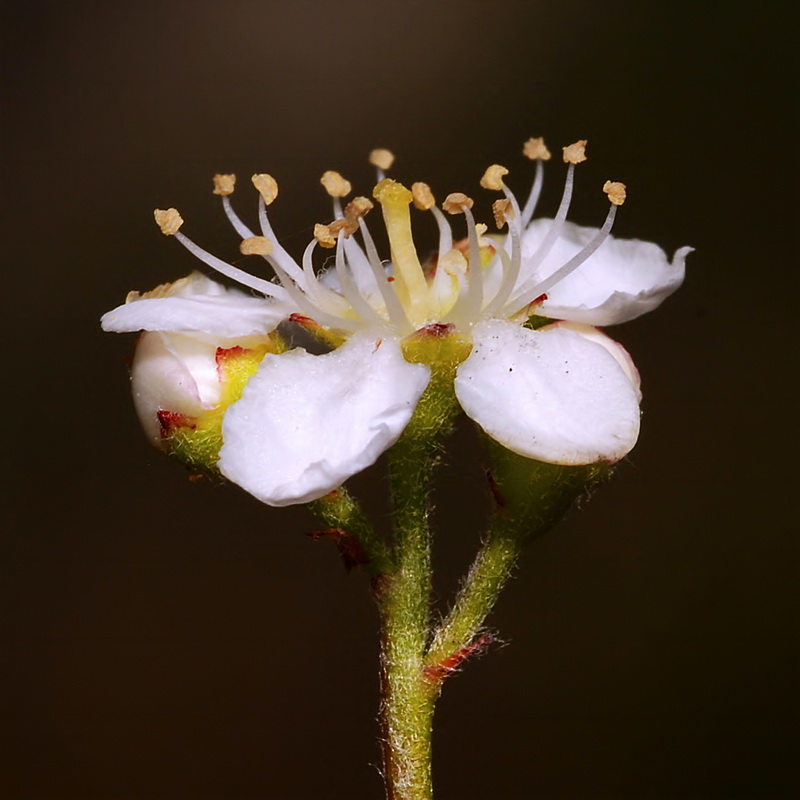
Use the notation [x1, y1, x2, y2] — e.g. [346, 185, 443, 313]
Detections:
[130, 332, 207, 444]
[455, 319, 641, 464]
[101, 294, 289, 337]
[101, 272, 293, 337]
[520, 219, 691, 325]
[543, 320, 642, 401]
[218, 331, 431, 506]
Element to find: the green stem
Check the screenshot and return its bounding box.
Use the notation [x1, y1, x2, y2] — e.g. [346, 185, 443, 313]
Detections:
[376, 436, 439, 800]
[426, 516, 523, 670]
[309, 487, 393, 578]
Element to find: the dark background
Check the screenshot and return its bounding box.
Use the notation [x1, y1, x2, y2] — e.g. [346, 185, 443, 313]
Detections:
[1, 1, 795, 798]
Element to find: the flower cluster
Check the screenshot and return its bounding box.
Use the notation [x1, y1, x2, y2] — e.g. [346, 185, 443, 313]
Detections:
[102, 140, 690, 506]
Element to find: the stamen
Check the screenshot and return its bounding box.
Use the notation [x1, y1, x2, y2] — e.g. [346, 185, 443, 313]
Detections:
[369, 148, 395, 182]
[212, 174, 236, 196]
[257, 196, 309, 291]
[334, 234, 384, 326]
[240, 236, 273, 256]
[562, 139, 588, 164]
[221, 196, 256, 239]
[603, 180, 627, 206]
[300, 239, 354, 319]
[508, 187, 623, 316]
[505, 153, 582, 308]
[479, 164, 509, 191]
[442, 194, 483, 325]
[519, 158, 545, 228]
[251, 173, 279, 205]
[154, 208, 184, 236]
[493, 199, 514, 229]
[170, 229, 290, 301]
[522, 137, 551, 162]
[373, 179, 428, 321]
[320, 170, 352, 198]
[460, 203, 484, 322]
[442, 192, 474, 214]
[412, 182, 452, 262]
[520, 137, 550, 227]
[482, 221, 521, 316]
[314, 223, 337, 249]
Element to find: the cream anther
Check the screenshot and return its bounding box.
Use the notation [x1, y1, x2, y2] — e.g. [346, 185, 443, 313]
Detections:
[442, 193, 474, 214]
[252, 173, 279, 205]
[154, 208, 184, 236]
[440, 248, 468, 276]
[345, 196, 374, 220]
[212, 174, 236, 196]
[603, 180, 627, 206]
[240, 236, 274, 256]
[562, 140, 588, 164]
[480, 164, 509, 191]
[314, 223, 337, 249]
[320, 170, 352, 198]
[411, 182, 435, 210]
[523, 137, 552, 161]
[369, 149, 395, 171]
[492, 198, 514, 229]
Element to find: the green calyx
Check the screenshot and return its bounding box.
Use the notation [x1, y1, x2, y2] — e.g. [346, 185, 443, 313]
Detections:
[400, 324, 473, 444]
[482, 433, 612, 542]
[163, 334, 286, 476]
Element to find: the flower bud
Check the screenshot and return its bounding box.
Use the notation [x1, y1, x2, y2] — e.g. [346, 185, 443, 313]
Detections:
[102, 273, 285, 474]
[132, 330, 275, 473]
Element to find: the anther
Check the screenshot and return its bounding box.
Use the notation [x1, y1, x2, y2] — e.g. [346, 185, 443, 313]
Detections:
[369, 149, 395, 171]
[562, 140, 588, 164]
[493, 198, 514, 229]
[345, 196, 374, 221]
[480, 164, 509, 191]
[411, 182, 435, 211]
[251, 173, 279, 205]
[320, 170, 352, 198]
[440, 248, 468, 276]
[239, 236, 274, 256]
[522, 137, 551, 161]
[603, 180, 627, 206]
[154, 208, 184, 236]
[212, 174, 236, 196]
[442, 192, 474, 214]
[314, 223, 337, 249]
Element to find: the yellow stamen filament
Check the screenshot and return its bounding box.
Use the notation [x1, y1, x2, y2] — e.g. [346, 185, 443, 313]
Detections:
[442, 192, 474, 214]
[369, 149, 395, 171]
[480, 164, 509, 191]
[603, 180, 627, 206]
[314, 223, 337, 249]
[212, 173, 236, 196]
[373, 179, 428, 318]
[562, 140, 588, 164]
[411, 182, 435, 210]
[523, 137, 552, 161]
[320, 170, 352, 198]
[154, 208, 184, 236]
[252, 173, 279, 205]
[240, 236, 274, 256]
[493, 198, 514, 229]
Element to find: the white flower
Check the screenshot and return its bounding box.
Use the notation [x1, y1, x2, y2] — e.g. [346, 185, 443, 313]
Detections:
[102, 145, 690, 505]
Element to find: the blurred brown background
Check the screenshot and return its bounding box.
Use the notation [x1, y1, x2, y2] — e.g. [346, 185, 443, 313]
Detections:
[1, 1, 795, 798]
